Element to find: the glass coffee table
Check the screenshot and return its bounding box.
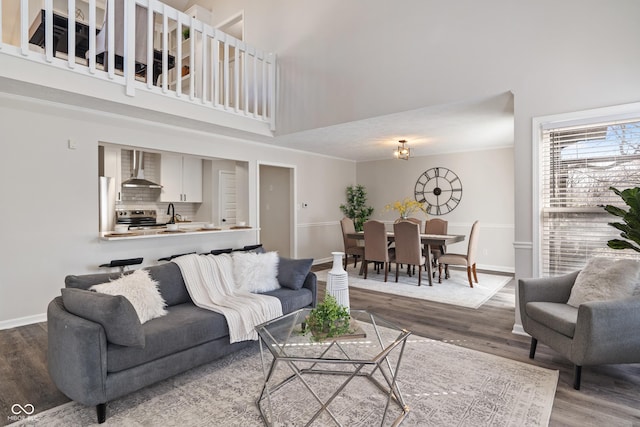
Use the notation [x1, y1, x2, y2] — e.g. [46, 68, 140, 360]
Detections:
[255, 309, 411, 426]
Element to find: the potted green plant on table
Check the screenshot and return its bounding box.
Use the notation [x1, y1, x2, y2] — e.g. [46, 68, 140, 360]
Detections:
[304, 295, 355, 342]
[339, 185, 374, 232]
[604, 186, 640, 252]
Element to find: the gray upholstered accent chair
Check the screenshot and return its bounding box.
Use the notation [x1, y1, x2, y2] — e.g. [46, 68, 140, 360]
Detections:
[438, 220, 479, 287]
[340, 217, 364, 269]
[363, 220, 395, 282]
[519, 271, 640, 390]
[393, 220, 426, 285]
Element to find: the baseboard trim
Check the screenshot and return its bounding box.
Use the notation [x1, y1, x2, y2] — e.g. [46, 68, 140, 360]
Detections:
[313, 256, 333, 265]
[512, 323, 529, 336]
[0, 313, 46, 330]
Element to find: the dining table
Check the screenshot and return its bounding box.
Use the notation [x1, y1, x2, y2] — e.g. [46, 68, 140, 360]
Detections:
[346, 231, 465, 286]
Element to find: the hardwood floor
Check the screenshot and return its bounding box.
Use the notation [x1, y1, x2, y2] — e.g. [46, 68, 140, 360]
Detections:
[1, 263, 639, 426]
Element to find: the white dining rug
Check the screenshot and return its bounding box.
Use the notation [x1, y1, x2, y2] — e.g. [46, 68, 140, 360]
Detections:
[11, 335, 558, 427]
[315, 264, 512, 309]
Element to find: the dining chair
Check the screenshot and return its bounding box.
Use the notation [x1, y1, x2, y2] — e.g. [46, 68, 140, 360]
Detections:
[363, 220, 395, 282]
[424, 218, 448, 275]
[393, 221, 427, 285]
[393, 217, 422, 274]
[340, 217, 365, 270]
[438, 220, 480, 287]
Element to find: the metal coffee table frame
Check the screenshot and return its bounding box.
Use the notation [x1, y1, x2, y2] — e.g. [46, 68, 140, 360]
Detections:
[255, 309, 411, 426]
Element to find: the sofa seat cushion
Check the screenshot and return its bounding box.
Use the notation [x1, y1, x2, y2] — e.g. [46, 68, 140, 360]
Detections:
[263, 287, 313, 314]
[526, 302, 578, 338]
[107, 303, 229, 373]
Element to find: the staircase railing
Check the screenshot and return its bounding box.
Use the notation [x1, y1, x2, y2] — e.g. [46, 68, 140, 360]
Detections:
[0, 0, 276, 130]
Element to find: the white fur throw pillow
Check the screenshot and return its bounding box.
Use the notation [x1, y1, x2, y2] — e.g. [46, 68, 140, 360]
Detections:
[232, 251, 280, 293]
[90, 269, 167, 323]
[567, 257, 640, 308]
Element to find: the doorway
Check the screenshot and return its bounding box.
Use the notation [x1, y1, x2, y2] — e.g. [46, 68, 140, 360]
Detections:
[258, 164, 294, 257]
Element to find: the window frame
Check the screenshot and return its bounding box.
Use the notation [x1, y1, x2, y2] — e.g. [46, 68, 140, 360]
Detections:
[532, 102, 640, 277]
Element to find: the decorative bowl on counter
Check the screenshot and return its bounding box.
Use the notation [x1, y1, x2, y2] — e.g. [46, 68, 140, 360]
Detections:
[204, 223, 216, 229]
[166, 224, 179, 231]
[114, 224, 129, 233]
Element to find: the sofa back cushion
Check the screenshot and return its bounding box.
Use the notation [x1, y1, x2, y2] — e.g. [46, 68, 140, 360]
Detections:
[64, 262, 191, 307]
[146, 262, 191, 306]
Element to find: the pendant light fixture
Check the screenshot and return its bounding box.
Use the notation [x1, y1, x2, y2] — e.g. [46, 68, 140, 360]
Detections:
[394, 140, 410, 160]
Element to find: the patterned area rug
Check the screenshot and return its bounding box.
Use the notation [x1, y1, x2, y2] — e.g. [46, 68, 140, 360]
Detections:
[315, 264, 512, 309]
[13, 334, 557, 426]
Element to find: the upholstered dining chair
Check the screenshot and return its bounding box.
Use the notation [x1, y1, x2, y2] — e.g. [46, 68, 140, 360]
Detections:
[438, 220, 479, 287]
[393, 217, 422, 274]
[363, 220, 395, 282]
[424, 218, 448, 274]
[393, 221, 427, 285]
[340, 217, 365, 270]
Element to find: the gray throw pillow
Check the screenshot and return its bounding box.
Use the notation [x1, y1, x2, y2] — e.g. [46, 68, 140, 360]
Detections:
[61, 288, 145, 348]
[278, 257, 313, 290]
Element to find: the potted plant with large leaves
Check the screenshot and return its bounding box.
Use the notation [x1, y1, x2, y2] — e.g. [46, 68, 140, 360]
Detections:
[339, 185, 374, 232]
[604, 186, 640, 252]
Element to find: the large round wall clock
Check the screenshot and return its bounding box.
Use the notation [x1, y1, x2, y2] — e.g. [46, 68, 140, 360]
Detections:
[414, 167, 463, 215]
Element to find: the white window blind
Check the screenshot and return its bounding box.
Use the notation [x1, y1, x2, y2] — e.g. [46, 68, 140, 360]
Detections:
[541, 118, 640, 276]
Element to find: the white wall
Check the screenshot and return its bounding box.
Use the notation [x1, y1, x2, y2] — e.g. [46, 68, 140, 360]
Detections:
[0, 93, 354, 326]
[357, 147, 514, 272]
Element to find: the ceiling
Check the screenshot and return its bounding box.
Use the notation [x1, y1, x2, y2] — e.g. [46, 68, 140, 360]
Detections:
[270, 92, 515, 162]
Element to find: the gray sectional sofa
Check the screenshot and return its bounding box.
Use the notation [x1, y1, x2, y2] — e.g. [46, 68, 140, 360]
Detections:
[47, 258, 317, 423]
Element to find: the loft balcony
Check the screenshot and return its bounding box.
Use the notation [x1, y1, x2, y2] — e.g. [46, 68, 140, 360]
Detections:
[0, 0, 276, 136]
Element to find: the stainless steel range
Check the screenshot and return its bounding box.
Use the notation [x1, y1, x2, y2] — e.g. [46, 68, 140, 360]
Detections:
[116, 210, 164, 229]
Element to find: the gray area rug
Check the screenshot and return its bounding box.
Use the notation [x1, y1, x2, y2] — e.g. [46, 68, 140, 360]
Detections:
[13, 335, 557, 426]
[315, 265, 511, 309]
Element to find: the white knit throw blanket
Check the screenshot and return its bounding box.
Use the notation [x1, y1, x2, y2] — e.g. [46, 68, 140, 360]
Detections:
[173, 254, 283, 343]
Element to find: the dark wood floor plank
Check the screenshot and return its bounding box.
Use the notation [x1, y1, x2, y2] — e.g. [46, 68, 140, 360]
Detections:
[0, 263, 638, 425]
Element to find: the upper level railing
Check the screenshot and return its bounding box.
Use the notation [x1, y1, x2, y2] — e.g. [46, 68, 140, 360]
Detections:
[0, 0, 276, 130]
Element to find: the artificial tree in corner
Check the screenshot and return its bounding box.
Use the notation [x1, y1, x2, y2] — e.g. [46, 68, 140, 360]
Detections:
[339, 184, 374, 232]
[604, 186, 640, 252]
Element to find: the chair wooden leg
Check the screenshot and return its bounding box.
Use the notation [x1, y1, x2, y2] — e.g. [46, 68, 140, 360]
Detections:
[395, 263, 399, 282]
[364, 261, 368, 279]
[466, 266, 474, 288]
[418, 264, 422, 286]
[529, 337, 537, 359]
[438, 263, 443, 283]
[574, 365, 582, 390]
[384, 262, 389, 282]
[472, 263, 478, 283]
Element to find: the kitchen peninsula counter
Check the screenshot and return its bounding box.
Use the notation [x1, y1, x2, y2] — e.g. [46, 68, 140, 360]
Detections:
[100, 226, 256, 241]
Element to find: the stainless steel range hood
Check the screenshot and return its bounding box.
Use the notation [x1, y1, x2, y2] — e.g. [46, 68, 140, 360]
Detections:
[122, 150, 162, 189]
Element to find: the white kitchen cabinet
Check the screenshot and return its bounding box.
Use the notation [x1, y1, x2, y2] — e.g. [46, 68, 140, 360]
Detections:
[160, 153, 202, 203]
[102, 145, 122, 202]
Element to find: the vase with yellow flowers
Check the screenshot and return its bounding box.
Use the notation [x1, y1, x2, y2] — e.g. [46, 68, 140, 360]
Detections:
[385, 197, 427, 219]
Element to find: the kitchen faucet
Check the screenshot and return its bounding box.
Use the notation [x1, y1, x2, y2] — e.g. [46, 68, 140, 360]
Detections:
[167, 203, 176, 224]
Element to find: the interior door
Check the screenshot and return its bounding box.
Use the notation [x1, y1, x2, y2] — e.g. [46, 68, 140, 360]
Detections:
[219, 170, 237, 225]
[259, 165, 292, 257]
